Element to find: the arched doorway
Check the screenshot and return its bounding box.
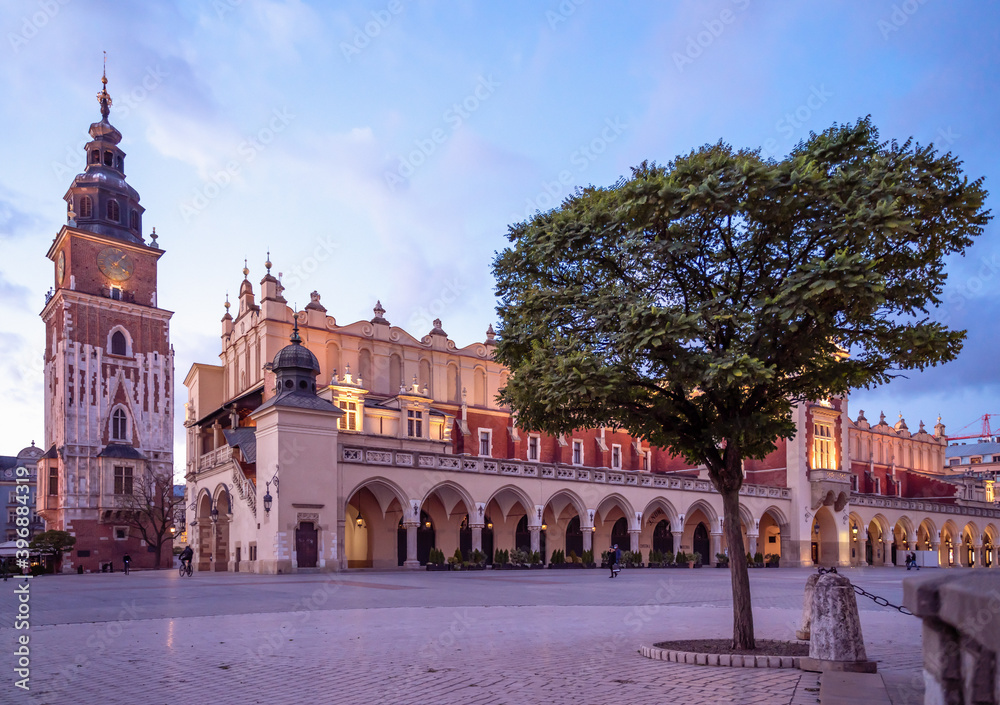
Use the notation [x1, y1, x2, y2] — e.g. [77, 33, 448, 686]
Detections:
[397, 511, 436, 566]
[693, 523, 710, 564]
[296, 522, 318, 568]
[652, 520, 673, 554]
[565, 516, 583, 557]
[515, 515, 531, 552]
[611, 517, 628, 552]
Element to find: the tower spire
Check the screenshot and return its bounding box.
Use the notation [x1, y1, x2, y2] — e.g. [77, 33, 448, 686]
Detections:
[97, 51, 112, 120]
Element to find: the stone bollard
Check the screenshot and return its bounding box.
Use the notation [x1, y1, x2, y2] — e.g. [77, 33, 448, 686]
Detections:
[799, 572, 877, 673]
[796, 573, 820, 640]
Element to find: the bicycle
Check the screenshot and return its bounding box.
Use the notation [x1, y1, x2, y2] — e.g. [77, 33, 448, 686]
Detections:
[178, 561, 193, 577]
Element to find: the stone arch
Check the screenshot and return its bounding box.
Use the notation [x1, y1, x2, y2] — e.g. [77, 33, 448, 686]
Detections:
[869, 513, 892, 538]
[346, 477, 409, 570]
[485, 485, 534, 523]
[345, 476, 409, 519]
[812, 505, 840, 567]
[358, 348, 373, 389]
[848, 512, 866, 565]
[389, 353, 403, 392]
[758, 506, 788, 560]
[940, 520, 960, 567]
[641, 498, 680, 529]
[542, 489, 588, 560]
[209, 484, 232, 571]
[596, 493, 636, 528]
[485, 485, 534, 555]
[961, 521, 981, 567]
[891, 515, 916, 565]
[195, 490, 213, 572]
[759, 505, 790, 528]
[683, 499, 719, 529]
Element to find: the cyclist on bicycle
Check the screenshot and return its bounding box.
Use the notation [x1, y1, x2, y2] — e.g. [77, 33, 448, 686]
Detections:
[179, 545, 194, 573]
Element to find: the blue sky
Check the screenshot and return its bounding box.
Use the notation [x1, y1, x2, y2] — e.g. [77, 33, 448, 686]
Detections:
[1, 1, 998, 473]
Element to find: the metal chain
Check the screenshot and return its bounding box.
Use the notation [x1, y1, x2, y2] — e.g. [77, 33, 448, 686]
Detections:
[815, 566, 914, 616]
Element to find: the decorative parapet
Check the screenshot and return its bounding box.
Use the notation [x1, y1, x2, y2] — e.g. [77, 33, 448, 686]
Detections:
[339, 446, 792, 500]
[903, 573, 1000, 705]
[851, 493, 1000, 519]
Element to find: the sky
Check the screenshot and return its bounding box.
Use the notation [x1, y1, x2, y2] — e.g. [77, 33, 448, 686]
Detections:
[1, 1, 998, 478]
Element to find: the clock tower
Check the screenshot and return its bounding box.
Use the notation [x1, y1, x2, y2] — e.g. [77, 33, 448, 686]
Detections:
[37, 71, 174, 573]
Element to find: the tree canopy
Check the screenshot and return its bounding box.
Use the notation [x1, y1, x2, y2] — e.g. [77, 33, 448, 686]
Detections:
[492, 117, 990, 647]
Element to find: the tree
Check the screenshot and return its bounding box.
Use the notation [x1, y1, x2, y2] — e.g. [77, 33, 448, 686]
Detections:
[115, 469, 185, 569]
[28, 530, 76, 570]
[492, 118, 990, 649]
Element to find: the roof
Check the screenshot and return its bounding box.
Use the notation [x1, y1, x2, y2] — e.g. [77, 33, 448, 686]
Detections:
[255, 392, 338, 414]
[0, 457, 16, 471]
[223, 428, 258, 463]
[946, 441, 1000, 458]
[271, 340, 320, 374]
[97, 444, 147, 460]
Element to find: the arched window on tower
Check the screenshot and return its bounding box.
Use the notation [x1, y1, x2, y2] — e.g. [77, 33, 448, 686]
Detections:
[130, 210, 139, 231]
[103, 151, 113, 166]
[111, 331, 127, 356]
[90, 150, 101, 165]
[111, 408, 128, 441]
[107, 199, 120, 222]
[80, 196, 92, 218]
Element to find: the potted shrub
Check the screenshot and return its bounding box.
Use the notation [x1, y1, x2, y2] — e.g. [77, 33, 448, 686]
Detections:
[754, 551, 765, 568]
[648, 549, 663, 568]
[715, 552, 730, 568]
[746, 551, 755, 568]
[549, 549, 565, 567]
[673, 551, 685, 567]
[663, 550, 674, 567]
[581, 549, 595, 567]
[765, 553, 780, 568]
[426, 548, 449, 571]
[690, 552, 702, 568]
[600, 550, 610, 568]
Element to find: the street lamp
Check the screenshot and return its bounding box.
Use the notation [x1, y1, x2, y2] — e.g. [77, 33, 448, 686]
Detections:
[210, 507, 219, 524]
[263, 481, 273, 515]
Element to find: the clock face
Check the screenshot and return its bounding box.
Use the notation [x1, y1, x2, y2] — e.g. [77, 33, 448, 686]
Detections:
[97, 247, 134, 282]
[56, 250, 65, 285]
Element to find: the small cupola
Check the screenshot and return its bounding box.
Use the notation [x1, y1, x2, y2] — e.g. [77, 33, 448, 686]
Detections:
[270, 316, 321, 397]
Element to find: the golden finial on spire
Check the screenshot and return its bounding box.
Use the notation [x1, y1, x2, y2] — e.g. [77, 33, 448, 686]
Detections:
[265, 250, 272, 274]
[97, 51, 112, 120]
[242, 259, 249, 278]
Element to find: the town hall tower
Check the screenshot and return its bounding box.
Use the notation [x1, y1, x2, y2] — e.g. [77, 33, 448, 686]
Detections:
[37, 71, 174, 572]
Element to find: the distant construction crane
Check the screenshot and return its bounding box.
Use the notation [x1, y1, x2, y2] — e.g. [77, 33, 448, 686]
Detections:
[947, 414, 1000, 442]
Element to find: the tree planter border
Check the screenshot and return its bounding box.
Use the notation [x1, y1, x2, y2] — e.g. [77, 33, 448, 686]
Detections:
[640, 644, 802, 669]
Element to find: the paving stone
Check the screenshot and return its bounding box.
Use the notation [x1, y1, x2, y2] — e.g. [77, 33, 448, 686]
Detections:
[0, 566, 927, 705]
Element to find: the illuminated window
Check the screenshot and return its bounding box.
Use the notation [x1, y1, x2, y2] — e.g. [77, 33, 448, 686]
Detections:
[611, 444, 621, 469]
[338, 401, 357, 431]
[80, 195, 93, 218]
[107, 199, 120, 222]
[987, 480, 995, 504]
[407, 409, 422, 438]
[970, 456, 982, 465]
[528, 436, 539, 461]
[111, 408, 128, 440]
[114, 466, 133, 495]
[572, 440, 583, 465]
[812, 421, 834, 470]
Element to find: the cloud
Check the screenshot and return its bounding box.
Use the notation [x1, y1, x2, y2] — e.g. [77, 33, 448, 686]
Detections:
[0, 188, 42, 239]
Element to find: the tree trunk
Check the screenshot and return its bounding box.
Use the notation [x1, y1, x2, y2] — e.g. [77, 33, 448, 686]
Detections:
[722, 486, 755, 650]
[153, 541, 162, 569]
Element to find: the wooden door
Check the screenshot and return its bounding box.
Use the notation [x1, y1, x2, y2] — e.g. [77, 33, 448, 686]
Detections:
[296, 522, 318, 568]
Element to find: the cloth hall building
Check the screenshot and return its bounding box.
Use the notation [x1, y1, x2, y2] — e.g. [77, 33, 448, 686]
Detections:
[183, 266, 1000, 574]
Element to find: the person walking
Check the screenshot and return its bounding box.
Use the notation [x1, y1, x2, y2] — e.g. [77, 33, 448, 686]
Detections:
[609, 544, 618, 578]
[122, 554, 131, 575]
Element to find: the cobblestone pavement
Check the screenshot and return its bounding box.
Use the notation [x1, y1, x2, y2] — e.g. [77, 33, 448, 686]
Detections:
[1, 567, 924, 705]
